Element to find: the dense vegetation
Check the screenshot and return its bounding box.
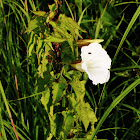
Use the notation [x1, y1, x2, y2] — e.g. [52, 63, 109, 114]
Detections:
[0, 0, 140, 140]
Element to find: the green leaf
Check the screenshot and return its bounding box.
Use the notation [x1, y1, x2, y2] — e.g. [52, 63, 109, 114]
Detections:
[37, 42, 52, 76]
[48, 112, 64, 138]
[26, 16, 46, 34]
[32, 11, 47, 16]
[70, 76, 86, 101]
[40, 88, 51, 112]
[44, 35, 66, 43]
[55, 113, 64, 138]
[80, 105, 90, 131]
[74, 102, 97, 132]
[80, 103, 97, 131]
[48, 3, 57, 11]
[60, 14, 86, 33]
[25, 19, 38, 33]
[59, 14, 86, 39]
[52, 82, 63, 104]
[27, 32, 37, 57]
[52, 76, 67, 104]
[36, 72, 51, 92]
[83, 103, 97, 131]
[63, 111, 74, 138]
[49, 113, 57, 136]
[36, 38, 43, 55]
[49, 20, 66, 35]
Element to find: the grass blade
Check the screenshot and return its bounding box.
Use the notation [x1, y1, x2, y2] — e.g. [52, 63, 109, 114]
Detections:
[95, 3, 108, 39]
[91, 78, 140, 139]
[78, 4, 91, 26]
[113, 5, 140, 63]
[0, 81, 19, 140]
[64, 0, 74, 20]
[0, 106, 7, 140]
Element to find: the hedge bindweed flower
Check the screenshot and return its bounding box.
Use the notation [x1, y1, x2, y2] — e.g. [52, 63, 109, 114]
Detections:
[81, 42, 111, 85]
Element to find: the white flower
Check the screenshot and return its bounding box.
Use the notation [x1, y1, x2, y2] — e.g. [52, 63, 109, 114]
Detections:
[81, 42, 111, 85]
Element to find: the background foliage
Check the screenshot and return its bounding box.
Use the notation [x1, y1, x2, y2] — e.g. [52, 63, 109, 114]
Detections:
[0, 0, 140, 140]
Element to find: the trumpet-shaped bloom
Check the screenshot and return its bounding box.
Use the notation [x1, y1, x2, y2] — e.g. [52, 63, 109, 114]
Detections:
[81, 42, 111, 85]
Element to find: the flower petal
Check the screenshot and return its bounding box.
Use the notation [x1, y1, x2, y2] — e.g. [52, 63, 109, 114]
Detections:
[81, 42, 111, 85]
[83, 66, 110, 85]
[81, 43, 111, 68]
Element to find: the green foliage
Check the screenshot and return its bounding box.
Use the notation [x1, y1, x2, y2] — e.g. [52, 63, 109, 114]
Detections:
[70, 74, 97, 135]
[39, 70, 97, 139]
[63, 111, 74, 138]
[52, 76, 67, 105]
[0, 0, 140, 140]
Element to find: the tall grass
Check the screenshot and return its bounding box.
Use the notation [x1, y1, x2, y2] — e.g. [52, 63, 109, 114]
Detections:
[0, 0, 140, 140]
